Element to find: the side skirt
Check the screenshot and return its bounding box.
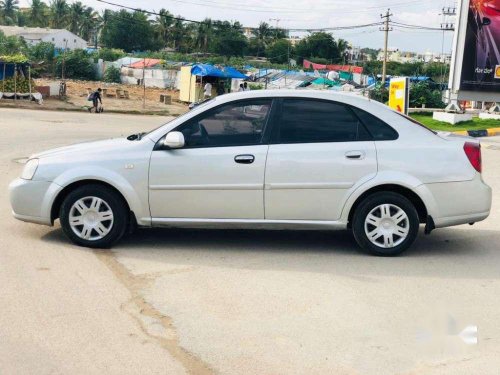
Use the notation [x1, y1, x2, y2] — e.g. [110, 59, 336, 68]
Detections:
[150, 218, 348, 231]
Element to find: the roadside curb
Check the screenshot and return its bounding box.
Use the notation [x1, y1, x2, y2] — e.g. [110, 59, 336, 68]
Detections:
[0, 103, 175, 117]
[453, 128, 500, 138]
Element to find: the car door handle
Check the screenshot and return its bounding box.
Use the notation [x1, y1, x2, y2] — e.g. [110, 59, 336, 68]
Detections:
[345, 151, 365, 160]
[235, 154, 255, 164]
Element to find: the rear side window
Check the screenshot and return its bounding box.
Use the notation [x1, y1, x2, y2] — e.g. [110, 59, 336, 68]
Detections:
[351, 107, 399, 141]
[278, 99, 368, 143]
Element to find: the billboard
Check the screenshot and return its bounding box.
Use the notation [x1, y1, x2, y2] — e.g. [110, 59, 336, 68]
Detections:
[388, 77, 409, 114]
[460, 0, 500, 92]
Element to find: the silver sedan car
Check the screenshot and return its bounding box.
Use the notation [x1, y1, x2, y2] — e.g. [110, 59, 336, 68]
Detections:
[9, 91, 492, 256]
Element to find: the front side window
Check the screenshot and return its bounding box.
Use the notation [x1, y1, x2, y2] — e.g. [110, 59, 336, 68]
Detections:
[278, 99, 367, 144]
[177, 99, 272, 148]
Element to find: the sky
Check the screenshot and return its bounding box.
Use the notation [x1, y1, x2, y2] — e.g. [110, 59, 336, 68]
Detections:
[19, 0, 457, 54]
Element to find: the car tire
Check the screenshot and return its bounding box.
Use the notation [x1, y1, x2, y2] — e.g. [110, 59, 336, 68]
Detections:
[352, 192, 419, 256]
[59, 184, 128, 248]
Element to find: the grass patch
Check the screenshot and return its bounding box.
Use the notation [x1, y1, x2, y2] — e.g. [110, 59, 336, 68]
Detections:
[409, 112, 500, 132]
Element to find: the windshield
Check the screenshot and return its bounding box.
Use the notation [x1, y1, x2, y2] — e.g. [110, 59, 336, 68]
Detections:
[138, 98, 217, 139]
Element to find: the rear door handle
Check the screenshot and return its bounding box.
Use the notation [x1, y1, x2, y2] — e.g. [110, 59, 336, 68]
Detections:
[235, 154, 255, 164]
[345, 151, 365, 160]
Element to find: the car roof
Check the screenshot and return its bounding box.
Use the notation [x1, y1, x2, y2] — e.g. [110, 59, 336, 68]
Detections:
[213, 89, 377, 105]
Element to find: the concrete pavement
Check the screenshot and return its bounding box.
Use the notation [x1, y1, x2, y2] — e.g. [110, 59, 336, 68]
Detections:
[1, 108, 500, 374]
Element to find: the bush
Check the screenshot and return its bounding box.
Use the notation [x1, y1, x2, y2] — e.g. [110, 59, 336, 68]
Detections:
[103, 65, 121, 83]
[56, 49, 96, 80]
[410, 82, 445, 108]
[248, 83, 264, 90]
[370, 84, 389, 104]
[95, 48, 126, 62]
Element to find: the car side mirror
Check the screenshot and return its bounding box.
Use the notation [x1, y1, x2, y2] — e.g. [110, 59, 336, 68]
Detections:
[482, 17, 491, 26]
[163, 131, 185, 149]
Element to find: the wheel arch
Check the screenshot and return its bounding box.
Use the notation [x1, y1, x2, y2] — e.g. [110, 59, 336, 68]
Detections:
[50, 179, 133, 224]
[346, 184, 429, 227]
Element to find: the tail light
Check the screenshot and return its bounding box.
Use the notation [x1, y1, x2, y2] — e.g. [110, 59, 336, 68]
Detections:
[463, 142, 482, 173]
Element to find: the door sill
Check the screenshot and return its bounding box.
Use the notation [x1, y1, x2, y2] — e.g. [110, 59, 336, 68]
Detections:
[150, 218, 347, 230]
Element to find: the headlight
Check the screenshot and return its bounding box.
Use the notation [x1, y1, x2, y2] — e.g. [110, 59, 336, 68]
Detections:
[21, 159, 39, 180]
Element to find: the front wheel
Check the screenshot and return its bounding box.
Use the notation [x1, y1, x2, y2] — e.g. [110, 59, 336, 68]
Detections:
[60, 185, 128, 248]
[352, 192, 419, 256]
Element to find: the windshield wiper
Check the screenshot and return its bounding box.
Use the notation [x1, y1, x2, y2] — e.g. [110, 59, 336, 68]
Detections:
[127, 132, 146, 141]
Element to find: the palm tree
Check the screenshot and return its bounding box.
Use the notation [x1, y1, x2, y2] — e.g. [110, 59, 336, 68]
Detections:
[252, 22, 273, 57]
[68, 1, 84, 34]
[0, 0, 19, 25]
[50, 0, 68, 29]
[154, 8, 174, 49]
[171, 17, 185, 51]
[194, 18, 212, 53]
[28, 0, 48, 27]
[80, 7, 100, 43]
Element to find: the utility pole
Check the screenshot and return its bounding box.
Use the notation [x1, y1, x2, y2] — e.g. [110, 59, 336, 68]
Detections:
[380, 9, 393, 85]
[440, 6, 456, 85]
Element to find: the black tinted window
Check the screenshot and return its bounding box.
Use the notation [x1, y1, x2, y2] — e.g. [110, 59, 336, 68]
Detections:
[279, 99, 362, 143]
[179, 99, 272, 147]
[352, 107, 399, 140]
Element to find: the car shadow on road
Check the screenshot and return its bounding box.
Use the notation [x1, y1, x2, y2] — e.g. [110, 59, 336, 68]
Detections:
[40, 225, 500, 279]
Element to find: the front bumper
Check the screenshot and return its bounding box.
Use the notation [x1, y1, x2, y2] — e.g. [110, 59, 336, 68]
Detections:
[9, 178, 62, 226]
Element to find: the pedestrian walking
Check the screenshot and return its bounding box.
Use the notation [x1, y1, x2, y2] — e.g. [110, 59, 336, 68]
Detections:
[88, 88, 103, 113]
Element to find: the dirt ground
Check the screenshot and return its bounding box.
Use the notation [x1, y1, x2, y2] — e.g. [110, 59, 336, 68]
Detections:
[3, 79, 189, 116]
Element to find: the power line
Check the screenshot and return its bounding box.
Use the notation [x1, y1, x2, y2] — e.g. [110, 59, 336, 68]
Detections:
[96, 0, 385, 32]
[157, 0, 437, 14]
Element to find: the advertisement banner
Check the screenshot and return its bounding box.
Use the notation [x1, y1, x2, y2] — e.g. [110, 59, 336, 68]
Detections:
[389, 77, 409, 114]
[460, 0, 500, 92]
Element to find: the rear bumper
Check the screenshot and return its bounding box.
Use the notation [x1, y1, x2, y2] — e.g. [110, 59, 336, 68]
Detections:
[9, 178, 62, 226]
[416, 174, 492, 229]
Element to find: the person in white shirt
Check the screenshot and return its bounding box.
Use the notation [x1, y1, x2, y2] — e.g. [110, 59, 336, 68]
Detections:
[243, 82, 250, 91]
[238, 83, 244, 92]
[203, 82, 212, 98]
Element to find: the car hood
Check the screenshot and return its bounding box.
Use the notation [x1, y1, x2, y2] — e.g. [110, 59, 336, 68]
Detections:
[32, 137, 133, 159]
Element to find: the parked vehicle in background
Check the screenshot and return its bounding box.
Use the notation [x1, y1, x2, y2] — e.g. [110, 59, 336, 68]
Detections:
[9, 91, 492, 256]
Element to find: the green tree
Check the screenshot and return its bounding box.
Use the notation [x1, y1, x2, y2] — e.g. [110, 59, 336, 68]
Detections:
[50, 0, 69, 29]
[194, 18, 213, 53]
[80, 6, 99, 42]
[252, 22, 273, 57]
[0, 0, 19, 25]
[267, 39, 292, 64]
[28, 0, 48, 27]
[210, 20, 247, 58]
[295, 32, 347, 64]
[103, 65, 121, 83]
[100, 10, 158, 52]
[154, 8, 174, 49]
[68, 1, 85, 35]
[56, 49, 95, 80]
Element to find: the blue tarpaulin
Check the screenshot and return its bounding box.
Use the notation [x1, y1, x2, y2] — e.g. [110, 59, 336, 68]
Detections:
[191, 64, 246, 79]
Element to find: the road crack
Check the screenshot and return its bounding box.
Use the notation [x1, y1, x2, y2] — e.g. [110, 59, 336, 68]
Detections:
[94, 249, 216, 375]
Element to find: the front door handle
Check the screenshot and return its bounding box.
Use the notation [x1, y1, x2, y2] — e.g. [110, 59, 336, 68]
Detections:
[235, 154, 255, 164]
[345, 151, 365, 160]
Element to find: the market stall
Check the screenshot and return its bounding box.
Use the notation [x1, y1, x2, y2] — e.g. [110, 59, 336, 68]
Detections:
[0, 55, 42, 103]
[179, 64, 247, 103]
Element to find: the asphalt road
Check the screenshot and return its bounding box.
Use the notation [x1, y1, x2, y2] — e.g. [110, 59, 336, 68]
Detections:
[1, 108, 500, 375]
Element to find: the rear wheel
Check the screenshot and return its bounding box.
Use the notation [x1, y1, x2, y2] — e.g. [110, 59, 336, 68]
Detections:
[60, 185, 128, 248]
[352, 192, 419, 256]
